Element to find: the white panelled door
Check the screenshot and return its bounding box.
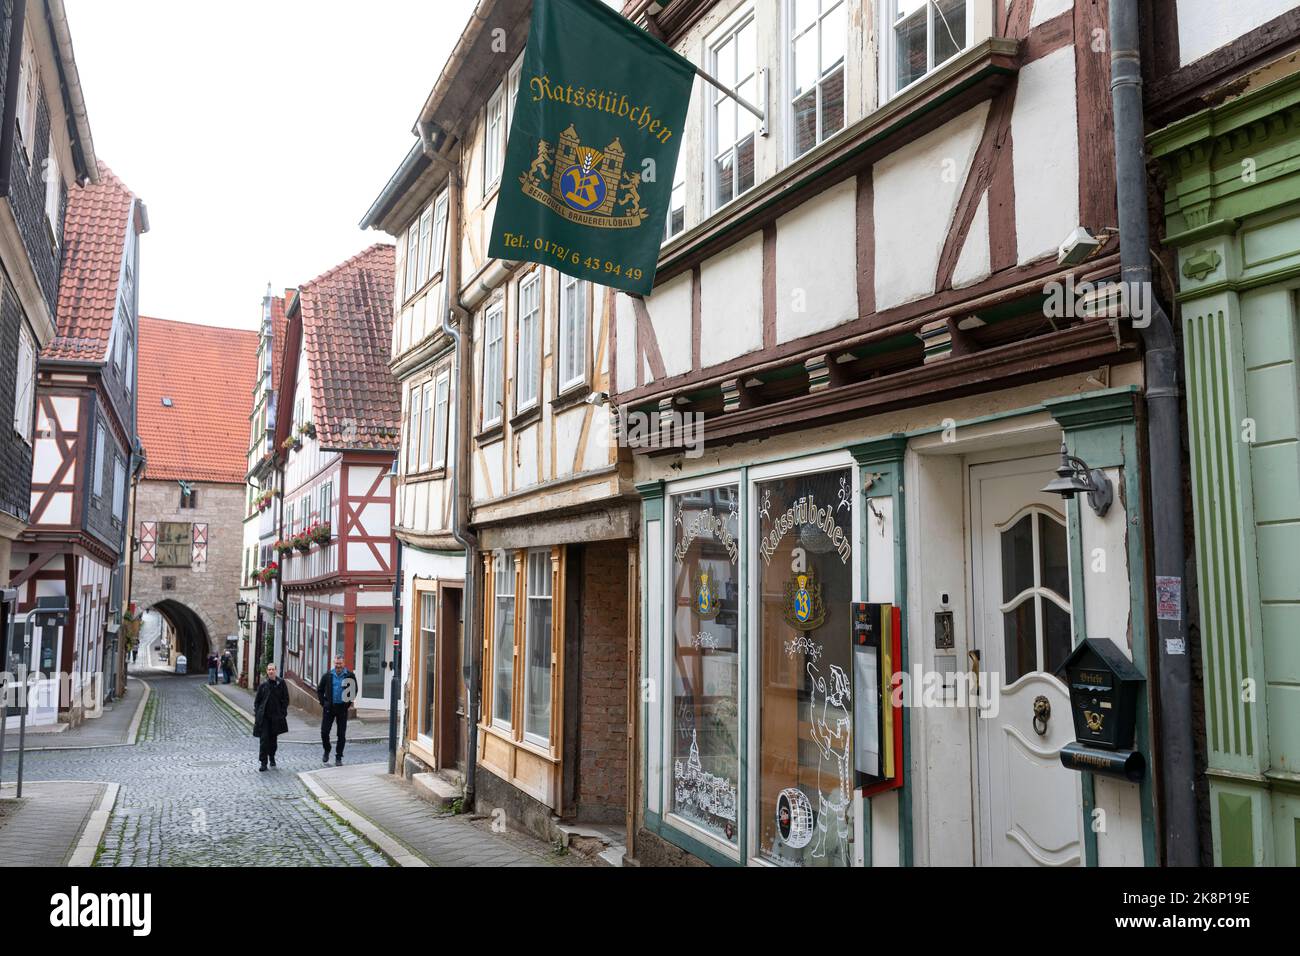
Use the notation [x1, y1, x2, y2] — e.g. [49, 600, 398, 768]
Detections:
[970, 456, 1083, 866]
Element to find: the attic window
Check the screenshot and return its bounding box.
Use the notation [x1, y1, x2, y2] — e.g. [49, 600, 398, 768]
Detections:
[161, 397, 173, 407]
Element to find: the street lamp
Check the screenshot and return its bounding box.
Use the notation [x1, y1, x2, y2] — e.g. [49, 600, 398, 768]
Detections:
[236, 600, 250, 624]
[1042, 440, 1114, 517]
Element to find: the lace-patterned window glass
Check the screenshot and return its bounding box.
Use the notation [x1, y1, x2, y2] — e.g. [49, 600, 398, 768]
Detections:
[756, 467, 854, 866]
[669, 485, 740, 844]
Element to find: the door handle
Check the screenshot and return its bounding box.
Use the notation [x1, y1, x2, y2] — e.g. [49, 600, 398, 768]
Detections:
[967, 649, 981, 699]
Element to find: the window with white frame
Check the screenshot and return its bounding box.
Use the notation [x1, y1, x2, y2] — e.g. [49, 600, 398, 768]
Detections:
[93, 425, 106, 498]
[418, 380, 434, 470]
[789, 0, 846, 159]
[406, 383, 420, 473]
[112, 456, 126, 522]
[483, 301, 505, 427]
[44, 132, 61, 242]
[416, 204, 433, 289]
[558, 275, 587, 392]
[319, 481, 332, 532]
[710, 10, 758, 209]
[484, 86, 505, 191]
[432, 371, 450, 468]
[887, 0, 969, 96]
[405, 222, 419, 300]
[664, 152, 686, 243]
[492, 553, 516, 727]
[13, 323, 35, 442]
[431, 192, 448, 278]
[523, 550, 554, 744]
[515, 273, 541, 411]
[16, 37, 36, 158]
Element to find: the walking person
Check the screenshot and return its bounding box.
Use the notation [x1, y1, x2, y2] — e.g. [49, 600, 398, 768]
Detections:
[206, 652, 219, 684]
[317, 655, 355, 766]
[253, 663, 290, 771]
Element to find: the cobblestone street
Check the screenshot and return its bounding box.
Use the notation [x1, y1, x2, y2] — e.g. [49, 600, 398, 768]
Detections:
[18, 673, 391, 867]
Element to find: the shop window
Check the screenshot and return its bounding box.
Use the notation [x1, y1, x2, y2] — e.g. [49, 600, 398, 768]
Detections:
[756, 466, 855, 866]
[523, 550, 554, 744]
[420, 592, 437, 742]
[669, 484, 741, 844]
[492, 553, 516, 727]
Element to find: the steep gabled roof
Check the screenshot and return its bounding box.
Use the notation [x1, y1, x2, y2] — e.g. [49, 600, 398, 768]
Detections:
[269, 291, 288, 387]
[46, 163, 140, 362]
[295, 243, 398, 451]
[137, 316, 259, 483]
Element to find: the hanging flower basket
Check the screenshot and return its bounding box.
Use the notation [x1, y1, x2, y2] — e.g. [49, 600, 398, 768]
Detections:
[296, 421, 317, 439]
[259, 562, 280, 583]
[273, 538, 294, 557]
[282, 436, 301, 453]
[293, 532, 312, 553]
[309, 522, 331, 544]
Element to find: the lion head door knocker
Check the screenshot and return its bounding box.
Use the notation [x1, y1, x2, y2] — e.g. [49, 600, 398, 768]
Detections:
[1032, 695, 1052, 736]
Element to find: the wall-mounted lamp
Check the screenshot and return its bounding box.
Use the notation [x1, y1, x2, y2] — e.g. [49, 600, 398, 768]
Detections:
[1042, 440, 1113, 517]
[235, 600, 250, 624]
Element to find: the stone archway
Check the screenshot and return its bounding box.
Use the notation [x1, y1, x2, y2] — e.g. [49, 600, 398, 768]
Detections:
[152, 599, 215, 670]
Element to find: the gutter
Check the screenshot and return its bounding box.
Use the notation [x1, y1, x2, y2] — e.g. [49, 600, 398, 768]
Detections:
[418, 119, 483, 806]
[1109, 0, 1198, 865]
[47, 0, 97, 184]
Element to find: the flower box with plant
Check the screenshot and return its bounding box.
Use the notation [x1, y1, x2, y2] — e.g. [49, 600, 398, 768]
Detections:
[274, 538, 294, 557]
[293, 531, 312, 553]
[308, 521, 331, 545]
[296, 421, 316, 439]
[259, 562, 280, 583]
[282, 435, 301, 453]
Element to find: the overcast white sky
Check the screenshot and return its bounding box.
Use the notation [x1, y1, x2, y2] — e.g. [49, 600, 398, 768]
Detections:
[65, 0, 479, 330]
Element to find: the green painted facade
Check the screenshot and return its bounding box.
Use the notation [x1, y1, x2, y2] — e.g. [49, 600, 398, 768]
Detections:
[1151, 69, 1300, 867]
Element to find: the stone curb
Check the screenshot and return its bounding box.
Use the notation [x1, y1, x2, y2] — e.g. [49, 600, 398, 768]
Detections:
[297, 768, 428, 868]
[68, 782, 120, 867]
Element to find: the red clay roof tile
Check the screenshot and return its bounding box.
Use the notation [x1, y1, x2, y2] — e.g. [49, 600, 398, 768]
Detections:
[138, 316, 259, 483]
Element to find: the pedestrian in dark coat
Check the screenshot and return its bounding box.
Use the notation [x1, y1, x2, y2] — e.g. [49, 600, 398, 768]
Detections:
[220, 650, 234, 684]
[317, 656, 356, 766]
[207, 652, 219, 684]
[253, 663, 290, 770]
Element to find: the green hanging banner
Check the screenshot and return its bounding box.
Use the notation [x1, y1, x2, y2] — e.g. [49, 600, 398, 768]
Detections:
[487, 0, 695, 295]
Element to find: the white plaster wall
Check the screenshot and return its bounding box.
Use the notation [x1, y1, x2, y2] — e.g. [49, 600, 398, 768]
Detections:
[514, 425, 539, 491]
[1177, 0, 1298, 65]
[1031, 0, 1074, 27]
[645, 271, 693, 379]
[952, 194, 991, 289]
[775, 177, 858, 339]
[1079, 467, 1132, 654]
[873, 104, 989, 311]
[552, 406, 586, 479]
[615, 293, 636, 394]
[1011, 47, 1080, 265]
[700, 231, 763, 367]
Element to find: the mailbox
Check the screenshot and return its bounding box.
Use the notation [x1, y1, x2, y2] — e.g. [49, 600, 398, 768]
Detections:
[1055, 637, 1145, 781]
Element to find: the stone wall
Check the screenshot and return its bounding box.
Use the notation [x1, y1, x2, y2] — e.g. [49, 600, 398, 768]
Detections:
[129, 480, 245, 655]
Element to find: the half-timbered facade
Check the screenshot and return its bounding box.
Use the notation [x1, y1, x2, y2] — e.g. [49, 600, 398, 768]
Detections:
[241, 287, 289, 685]
[1147, 0, 1300, 867]
[615, 0, 1164, 867]
[361, 144, 468, 781]
[130, 316, 258, 670]
[371, 1, 640, 854]
[274, 244, 400, 715]
[0, 0, 96, 599]
[8, 163, 146, 728]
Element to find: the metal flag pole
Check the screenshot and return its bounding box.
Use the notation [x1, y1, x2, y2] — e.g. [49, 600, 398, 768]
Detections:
[690, 64, 768, 134]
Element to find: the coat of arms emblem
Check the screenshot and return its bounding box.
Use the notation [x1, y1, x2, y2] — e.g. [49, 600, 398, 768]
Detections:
[520, 124, 648, 228]
[783, 569, 826, 631]
[695, 569, 720, 620]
